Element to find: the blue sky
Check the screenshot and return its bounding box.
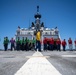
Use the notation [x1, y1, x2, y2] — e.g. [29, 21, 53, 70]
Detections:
[0, 0, 76, 49]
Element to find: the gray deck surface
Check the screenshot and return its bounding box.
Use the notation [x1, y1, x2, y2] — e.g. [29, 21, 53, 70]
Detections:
[0, 50, 76, 75]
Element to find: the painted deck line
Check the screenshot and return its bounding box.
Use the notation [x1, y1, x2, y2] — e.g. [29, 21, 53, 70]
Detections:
[14, 52, 62, 75]
[62, 55, 76, 57]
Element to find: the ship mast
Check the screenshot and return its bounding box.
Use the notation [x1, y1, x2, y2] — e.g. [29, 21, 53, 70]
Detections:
[34, 6, 41, 31]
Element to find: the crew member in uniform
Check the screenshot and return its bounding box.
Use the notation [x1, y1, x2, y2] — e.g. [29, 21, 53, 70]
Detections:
[3, 37, 9, 51]
[56, 38, 61, 51]
[62, 39, 67, 51]
[16, 37, 20, 51]
[36, 30, 41, 51]
[68, 38, 73, 51]
[31, 37, 36, 50]
[43, 37, 47, 51]
[74, 39, 76, 50]
[25, 37, 29, 51]
[10, 38, 15, 51]
[21, 37, 25, 51]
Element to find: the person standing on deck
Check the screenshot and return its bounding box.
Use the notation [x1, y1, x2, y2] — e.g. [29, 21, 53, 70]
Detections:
[32, 37, 36, 50]
[16, 37, 20, 51]
[21, 37, 25, 51]
[62, 39, 67, 51]
[43, 37, 47, 51]
[68, 38, 73, 51]
[56, 38, 61, 51]
[49, 38, 54, 51]
[25, 37, 29, 51]
[74, 39, 76, 50]
[36, 30, 41, 52]
[3, 37, 9, 51]
[10, 38, 15, 51]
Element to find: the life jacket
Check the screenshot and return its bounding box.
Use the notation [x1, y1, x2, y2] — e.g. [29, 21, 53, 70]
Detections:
[36, 31, 41, 41]
[68, 40, 72, 44]
[56, 39, 61, 45]
[62, 41, 66, 46]
[74, 40, 76, 45]
[43, 38, 47, 44]
[49, 38, 54, 45]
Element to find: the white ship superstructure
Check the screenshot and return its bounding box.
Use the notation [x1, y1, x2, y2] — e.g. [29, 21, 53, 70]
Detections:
[15, 6, 59, 40]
